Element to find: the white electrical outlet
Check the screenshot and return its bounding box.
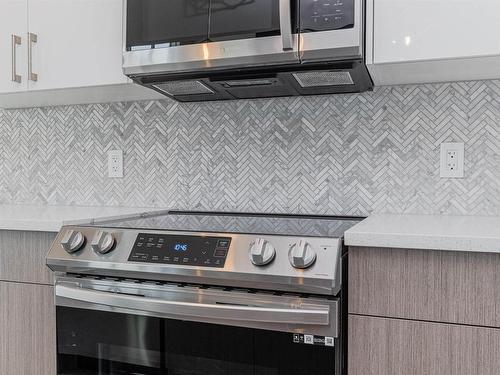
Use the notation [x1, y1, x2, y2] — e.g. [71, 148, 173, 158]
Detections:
[108, 150, 123, 178]
[440, 142, 464, 178]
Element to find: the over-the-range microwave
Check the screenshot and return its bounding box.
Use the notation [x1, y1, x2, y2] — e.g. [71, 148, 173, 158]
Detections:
[123, 0, 373, 102]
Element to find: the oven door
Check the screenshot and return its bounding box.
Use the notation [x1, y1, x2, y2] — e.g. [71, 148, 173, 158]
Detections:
[123, 0, 300, 76]
[55, 277, 341, 375]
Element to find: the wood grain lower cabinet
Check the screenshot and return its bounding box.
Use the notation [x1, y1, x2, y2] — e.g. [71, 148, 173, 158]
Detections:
[0, 230, 56, 285]
[348, 246, 500, 328]
[0, 282, 56, 374]
[348, 314, 500, 375]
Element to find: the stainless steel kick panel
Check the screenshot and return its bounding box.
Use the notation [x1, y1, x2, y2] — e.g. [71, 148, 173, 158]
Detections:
[55, 276, 339, 337]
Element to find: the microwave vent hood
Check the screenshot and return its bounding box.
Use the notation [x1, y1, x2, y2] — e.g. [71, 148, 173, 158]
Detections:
[153, 81, 215, 97]
[292, 71, 355, 87]
[123, 0, 373, 102]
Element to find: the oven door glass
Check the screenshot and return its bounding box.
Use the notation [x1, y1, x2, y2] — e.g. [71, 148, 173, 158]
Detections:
[57, 307, 336, 375]
[126, 0, 210, 50]
[208, 0, 295, 42]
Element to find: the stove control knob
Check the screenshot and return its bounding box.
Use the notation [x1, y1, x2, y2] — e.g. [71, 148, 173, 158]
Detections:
[249, 238, 276, 266]
[289, 239, 316, 269]
[91, 231, 116, 254]
[61, 230, 86, 253]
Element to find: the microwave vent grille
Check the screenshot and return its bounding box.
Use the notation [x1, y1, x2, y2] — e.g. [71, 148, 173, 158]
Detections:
[292, 71, 354, 87]
[153, 81, 214, 96]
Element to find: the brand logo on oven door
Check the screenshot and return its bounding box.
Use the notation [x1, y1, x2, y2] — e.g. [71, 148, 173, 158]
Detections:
[292, 333, 335, 347]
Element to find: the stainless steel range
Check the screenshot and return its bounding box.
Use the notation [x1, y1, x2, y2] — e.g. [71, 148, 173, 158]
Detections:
[46, 211, 362, 375]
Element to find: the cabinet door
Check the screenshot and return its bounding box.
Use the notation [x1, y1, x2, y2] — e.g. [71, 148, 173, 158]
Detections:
[0, 230, 56, 285]
[348, 246, 500, 328]
[348, 315, 500, 375]
[27, 0, 128, 91]
[0, 282, 56, 374]
[0, 0, 28, 93]
[373, 0, 500, 64]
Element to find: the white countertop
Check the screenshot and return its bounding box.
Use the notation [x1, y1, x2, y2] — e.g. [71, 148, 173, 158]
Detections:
[0, 204, 162, 232]
[3, 206, 500, 252]
[345, 214, 500, 253]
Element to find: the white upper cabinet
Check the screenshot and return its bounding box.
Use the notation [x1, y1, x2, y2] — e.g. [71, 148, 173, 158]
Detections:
[0, 0, 28, 94]
[367, 0, 500, 85]
[0, 0, 161, 108]
[373, 0, 500, 64]
[27, 0, 128, 91]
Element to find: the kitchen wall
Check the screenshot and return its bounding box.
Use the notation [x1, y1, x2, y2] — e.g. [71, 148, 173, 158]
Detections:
[0, 79, 499, 216]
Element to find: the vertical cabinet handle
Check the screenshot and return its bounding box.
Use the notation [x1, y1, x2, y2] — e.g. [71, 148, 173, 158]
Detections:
[279, 0, 293, 51]
[28, 32, 38, 82]
[11, 35, 22, 83]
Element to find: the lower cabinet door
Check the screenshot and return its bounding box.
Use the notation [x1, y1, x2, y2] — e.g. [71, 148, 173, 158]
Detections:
[0, 282, 56, 374]
[348, 314, 500, 375]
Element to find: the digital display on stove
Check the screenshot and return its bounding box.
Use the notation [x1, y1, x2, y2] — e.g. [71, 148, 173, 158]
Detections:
[174, 243, 188, 252]
[128, 233, 231, 268]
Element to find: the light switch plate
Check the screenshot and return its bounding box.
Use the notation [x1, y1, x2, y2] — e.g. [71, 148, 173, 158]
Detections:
[440, 143, 464, 178]
[108, 150, 123, 178]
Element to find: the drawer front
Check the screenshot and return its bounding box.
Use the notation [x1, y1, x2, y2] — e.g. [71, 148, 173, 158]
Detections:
[348, 246, 500, 328]
[0, 230, 56, 285]
[348, 314, 500, 375]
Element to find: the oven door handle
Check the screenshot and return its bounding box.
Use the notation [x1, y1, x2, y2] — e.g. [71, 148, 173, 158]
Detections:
[279, 0, 294, 51]
[56, 284, 330, 326]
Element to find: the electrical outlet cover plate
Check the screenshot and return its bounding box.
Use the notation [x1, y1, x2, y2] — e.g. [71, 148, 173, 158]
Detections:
[440, 142, 464, 178]
[108, 150, 123, 178]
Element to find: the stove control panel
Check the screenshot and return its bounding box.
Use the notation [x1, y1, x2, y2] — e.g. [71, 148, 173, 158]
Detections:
[128, 233, 232, 268]
[48, 225, 348, 295]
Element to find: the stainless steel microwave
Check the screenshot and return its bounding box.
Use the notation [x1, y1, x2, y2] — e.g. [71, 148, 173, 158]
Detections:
[122, 0, 372, 101]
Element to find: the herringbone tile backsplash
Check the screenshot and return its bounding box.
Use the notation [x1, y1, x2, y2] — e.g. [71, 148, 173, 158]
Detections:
[0, 80, 499, 216]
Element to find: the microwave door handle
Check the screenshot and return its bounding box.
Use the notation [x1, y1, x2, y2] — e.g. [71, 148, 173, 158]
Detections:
[56, 284, 329, 326]
[279, 0, 294, 51]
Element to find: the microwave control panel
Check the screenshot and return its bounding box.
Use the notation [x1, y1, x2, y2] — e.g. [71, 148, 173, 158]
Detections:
[128, 233, 231, 268]
[301, 0, 354, 32]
